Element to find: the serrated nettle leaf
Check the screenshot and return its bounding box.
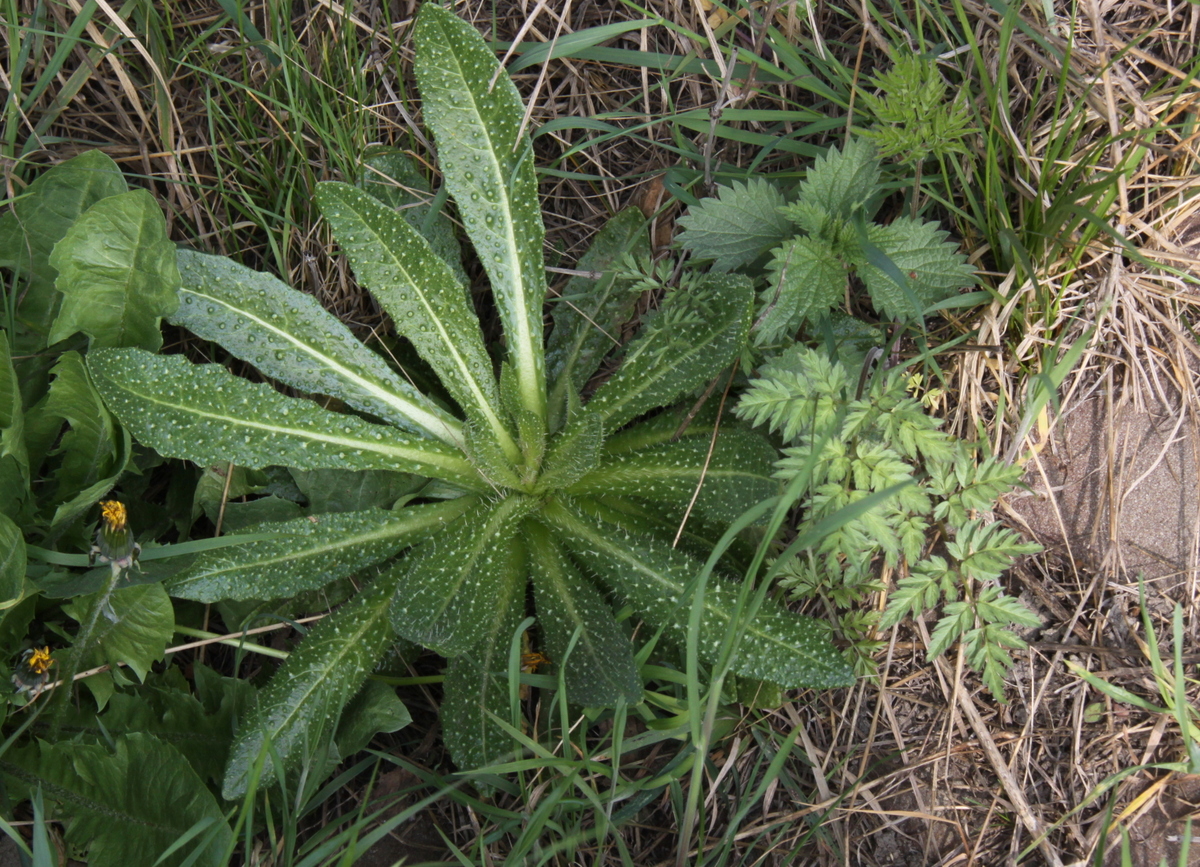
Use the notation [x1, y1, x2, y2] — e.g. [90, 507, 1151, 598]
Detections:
[860, 217, 976, 320]
[47, 188, 180, 350]
[168, 499, 473, 602]
[546, 208, 649, 429]
[315, 182, 516, 459]
[536, 410, 603, 492]
[63, 582, 174, 683]
[360, 146, 469, 288]
[88, 349, 484, 490]
[586, 274, 753, 433]
[526, 522, 642, 707]
[173, 249, 460, 445]
[222, 568, 403, 799]
[568, 429, 779, 524]
[390, 495, 537, 656]
[544, 499, 854, 689]
[677, 178, 792, 272]
[415, 3, 547, 424]
[755, 235, 845, 345]
[792, 138, 881, 222]
[7, 150, 129, 336]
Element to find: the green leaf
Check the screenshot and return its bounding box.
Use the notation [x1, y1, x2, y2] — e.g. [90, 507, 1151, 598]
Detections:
[927, 601, 973, 659]
[585, 274, 753, 433]
[63, 582, 174, 682]
[415, 3, 547, 424]
[173, 248, 460, 445]
[527, 522, 641, 706]
[536, 410, 604, 492]
[390, 495, 537, 656]
[289, 467, 425, 514]
[168, 499, 473, 602]
[0, 332, 27, 487]
[47, 188, 180, 350]
[545, 208, 649, 429]
[677, 178, 792, 272]
[314, 182, 514, 457]
[7, 150, 128, 336]
[859, 217, 976, 320]
[785, 139, 880, 225]
[2, 734, 232, 867]
[0, 514, 25, 610]
[545, 499, 854, 688]
[336, 680, 413, 756]
[87, 348, 483, 490]
[567, 428, 778, 523]
[222, 568, 402, 799]
[755, 235, 845, 345]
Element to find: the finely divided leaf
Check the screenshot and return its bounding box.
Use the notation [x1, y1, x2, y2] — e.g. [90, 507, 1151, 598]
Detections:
[168, 499, 473, 602]
[48, 188, 180, 350]
[222, 569, 402, 799]
[677, 178, 791, 272]
[585, 274, 753, 433]
[415, 4, 547, 424]
[173, 249, 460, 445]
[88, 349, 483, 489]
[756, 235, 845, 345]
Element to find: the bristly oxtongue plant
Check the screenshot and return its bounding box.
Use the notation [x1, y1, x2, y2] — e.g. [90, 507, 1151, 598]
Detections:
[87, 4, 853, 796]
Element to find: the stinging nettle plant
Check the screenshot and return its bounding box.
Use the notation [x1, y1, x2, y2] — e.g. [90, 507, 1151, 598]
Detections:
[86, 4, 853, 794]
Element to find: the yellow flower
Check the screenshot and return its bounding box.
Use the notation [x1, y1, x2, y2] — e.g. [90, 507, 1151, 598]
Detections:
[100, 500, 128, 532]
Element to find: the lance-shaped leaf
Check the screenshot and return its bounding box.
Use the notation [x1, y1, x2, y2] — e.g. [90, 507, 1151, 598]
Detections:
[173, 249, 461, 445]
[441, 539, 526, 770]
[222, 569, 403, 799]
[544, 499, 855, 689]
[88, 349, 484, 490]
[586, 274, 754, 434]
[48, 188, 180, 350]
[415, 4, 547, 425]
[168, 499, 475, 602]
[535, 411, 603, 493]
[315, 182, 516, 459]
[527, 522, 641, 707]
[545, 208, 648, 429]
[390, 495, 537, 656]
[568, 428, 779, 524]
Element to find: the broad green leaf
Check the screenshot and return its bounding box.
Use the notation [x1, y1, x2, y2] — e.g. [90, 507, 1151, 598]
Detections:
[859, 217, 976, 320]
[545, 208, 648, 429]
[527, 522, 641, 706]
[7, 150, 128, 336]
[360, 146, 469, 288]
[536, 410, 603, 492]
[0, 514, 25, 610]
[222, 568, 402, 799]
[63, 582, 174, 683]
[168, 499, 474, 602]
[47, 188, 180, 350]
[441, 539, 525, 769]
[336, 680, 413, 756]
[415, 3, 547, 424]
[0, 333, 27, 492]
[173, 249, 461, 445]
[0, 330, 15, 430]
[545, 499, 854, 689]
[314, 182, 515, 458]
[2, 734, 232, 867]
[289, 467, 425, 513]
[586, 274, 754, 433]
[785, 138, 880, 224]
[87, 349, 484, 490]
[756, 235, 845, 345]
[677, 179, 792, 272]
[390, 495, 537, 656]
[568, 428, 778, 523]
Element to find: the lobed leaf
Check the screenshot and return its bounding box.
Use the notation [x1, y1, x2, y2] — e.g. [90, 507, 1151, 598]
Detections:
[173, 249, 460, 445]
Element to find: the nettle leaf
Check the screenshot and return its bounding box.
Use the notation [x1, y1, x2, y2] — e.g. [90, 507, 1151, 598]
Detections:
[786, 138, 880, 224]
[527, 522, 642, 707]
[6, 150, 128, 336]
[415, 3, 546, 423]
[63, 582, 174, 683]
[568, 428, 778, 524]
[545, 499, 854, 688]
[586, 274, 753, 433]
[677, 178, 792, 272]
[2, 734, 232, 867]
[222, 568, 402, 799]
[168, 500, 471, 602]
[859, 217, 976, 320]
[390, 495, 536, 656]
[360, 146, 469, 288]
[47, 188, 180, 350]
[536, 411, 603, 492]
[546, 208, 649, 429]
[756, 235, 845, 345]
[87, 349, 483, 490]
[315, 182, 515, 457]
[173, 249, 460, 445]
